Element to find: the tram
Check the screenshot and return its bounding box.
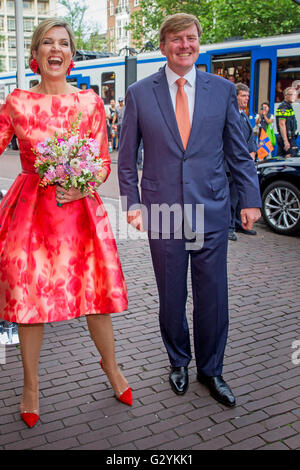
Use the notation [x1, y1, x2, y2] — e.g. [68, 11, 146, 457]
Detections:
[0, 31, 299, 142]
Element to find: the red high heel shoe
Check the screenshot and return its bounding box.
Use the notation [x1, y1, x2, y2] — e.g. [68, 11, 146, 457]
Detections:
[100, 359, 132, 406]
[21, 412, 39, 428]
[20, 392, 39, 428]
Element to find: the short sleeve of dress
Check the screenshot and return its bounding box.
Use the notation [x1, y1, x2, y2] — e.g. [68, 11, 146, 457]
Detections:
[91, 93, 111, 182]
[0, 96, 14, 155]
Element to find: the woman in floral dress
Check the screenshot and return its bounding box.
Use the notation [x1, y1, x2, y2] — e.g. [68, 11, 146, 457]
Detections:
[0, 18, 131, 428]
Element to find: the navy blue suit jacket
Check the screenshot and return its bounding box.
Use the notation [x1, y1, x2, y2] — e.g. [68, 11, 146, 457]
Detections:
[118, 66, 261, 233]
[239, 111, 257, 154]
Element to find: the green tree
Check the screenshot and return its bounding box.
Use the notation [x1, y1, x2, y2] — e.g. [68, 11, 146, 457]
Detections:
[59, 0, 108, 52]
[213, 0, 300, 42]
[59, 0, 89, 49]
[83, 27, 108, 52]
[128, 0, 300, 47]
[129, 0, 215, 48]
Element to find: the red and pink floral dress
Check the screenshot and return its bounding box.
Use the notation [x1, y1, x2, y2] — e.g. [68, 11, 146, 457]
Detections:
[0, 89, 128, 323]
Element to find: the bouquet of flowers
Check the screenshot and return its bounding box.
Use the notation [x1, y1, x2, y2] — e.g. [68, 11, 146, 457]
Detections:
[33, 113, 104, 206]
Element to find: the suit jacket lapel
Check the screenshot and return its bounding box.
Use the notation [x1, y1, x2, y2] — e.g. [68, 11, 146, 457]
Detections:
[152, 68, 184, 151]
[187, 69, 211, 151]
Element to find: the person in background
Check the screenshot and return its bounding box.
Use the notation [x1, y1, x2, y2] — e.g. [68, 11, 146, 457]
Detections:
[255, 101, 275, 157]
[228, 83, 257, 241]
[255, 102, 274, 140]
[275, 87, 298, 158]
[292, 80, 300, 102]
[113, 97, 125, 150]
[106, 99, 117, 151]
[292, 80, 300, 93]
[275, 80, 284, 103]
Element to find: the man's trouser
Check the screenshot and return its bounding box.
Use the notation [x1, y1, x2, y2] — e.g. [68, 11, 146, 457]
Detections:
[277, 135, 298, 157]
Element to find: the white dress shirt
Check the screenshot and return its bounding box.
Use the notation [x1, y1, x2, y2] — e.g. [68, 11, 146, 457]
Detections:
[165, 64, 196, 125]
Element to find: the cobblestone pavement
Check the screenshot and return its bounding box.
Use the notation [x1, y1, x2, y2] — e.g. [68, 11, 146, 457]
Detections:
[0, 152, 300, 450]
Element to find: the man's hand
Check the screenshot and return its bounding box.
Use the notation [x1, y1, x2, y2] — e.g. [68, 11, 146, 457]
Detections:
[240, 208, 261, 231]
[284, 140, 291, 152]
[127, 209, 145, 232]
[250, 152, 256, 161]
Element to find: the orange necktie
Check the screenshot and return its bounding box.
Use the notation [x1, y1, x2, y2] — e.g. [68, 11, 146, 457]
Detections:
[175, 78, 191, 149]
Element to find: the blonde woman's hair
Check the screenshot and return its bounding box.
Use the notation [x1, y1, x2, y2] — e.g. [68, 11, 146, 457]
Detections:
[29, 17, 76, 68]
[159, 13, 203, 44]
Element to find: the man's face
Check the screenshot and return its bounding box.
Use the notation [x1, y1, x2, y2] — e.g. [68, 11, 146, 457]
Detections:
[237, 91, 249, 110]
[285, 90, 296, 103]
[160, 23, 200, 76]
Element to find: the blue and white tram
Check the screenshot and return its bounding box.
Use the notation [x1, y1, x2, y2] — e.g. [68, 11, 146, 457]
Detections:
[0, 32, 299, 146]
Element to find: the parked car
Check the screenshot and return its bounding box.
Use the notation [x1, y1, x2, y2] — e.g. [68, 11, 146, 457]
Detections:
[256, 156, 300, 236]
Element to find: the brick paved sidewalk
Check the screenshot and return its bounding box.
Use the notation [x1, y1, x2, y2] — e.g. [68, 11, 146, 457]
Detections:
[0, 199, 300, 450]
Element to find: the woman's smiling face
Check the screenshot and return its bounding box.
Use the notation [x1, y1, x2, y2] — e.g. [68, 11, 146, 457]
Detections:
[32, 26, 73, 79]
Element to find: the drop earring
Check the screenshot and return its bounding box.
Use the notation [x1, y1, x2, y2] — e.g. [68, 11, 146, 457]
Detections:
[30, 58, 39, 74]
[67, 60, 75, 76]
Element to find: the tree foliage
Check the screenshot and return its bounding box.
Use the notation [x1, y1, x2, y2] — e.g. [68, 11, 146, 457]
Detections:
[59, 0, 108, 51]
[129, 0, 300, 48]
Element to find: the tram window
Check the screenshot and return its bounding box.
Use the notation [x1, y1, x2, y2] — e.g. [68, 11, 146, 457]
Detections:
[211, 54, 250, 86]
[276, 56, 300, 102]
[253, 59, 271, 114]
[197, 64, 207, 72]
[101, 72, 115, 105]
[67, 77, 78, 87]
[29, 79, 39, 88]
[90, 84, 99, 95]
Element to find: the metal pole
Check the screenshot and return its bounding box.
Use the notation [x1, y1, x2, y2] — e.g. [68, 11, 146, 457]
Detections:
[0, 2, 22, 347]
[15, 0, 26, 89]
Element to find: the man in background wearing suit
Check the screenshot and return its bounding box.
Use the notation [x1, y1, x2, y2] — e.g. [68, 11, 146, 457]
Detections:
[228, 83, 257, 241]
[118, 13, 261, 407]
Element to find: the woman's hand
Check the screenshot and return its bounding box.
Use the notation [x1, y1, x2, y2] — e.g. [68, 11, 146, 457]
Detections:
[55, 186, 87, 205]
[55, 170, 107, 205]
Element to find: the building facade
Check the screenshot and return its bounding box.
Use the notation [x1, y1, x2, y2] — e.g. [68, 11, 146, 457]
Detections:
[107, 0, 140, 54]
[0, 0, 57, 72]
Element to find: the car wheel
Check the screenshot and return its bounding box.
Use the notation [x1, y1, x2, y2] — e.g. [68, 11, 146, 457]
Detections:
[262, 180, 300, 235]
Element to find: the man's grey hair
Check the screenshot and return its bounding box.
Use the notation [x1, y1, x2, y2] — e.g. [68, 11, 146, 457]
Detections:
[235, 83, 250, 95]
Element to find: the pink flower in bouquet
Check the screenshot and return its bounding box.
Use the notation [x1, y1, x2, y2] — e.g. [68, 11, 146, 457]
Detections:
[55, 164, 66, 178]
[77, 146, 89, 160]
[44, 167, 57, 181]
[87, 139, 100, 156]
[65, 135, 78, 148]
[36, 142, 48, 154]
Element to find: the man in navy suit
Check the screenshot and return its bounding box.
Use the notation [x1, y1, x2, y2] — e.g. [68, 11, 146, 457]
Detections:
[118, 13, 261, 407]
[228, 83, 257, 241]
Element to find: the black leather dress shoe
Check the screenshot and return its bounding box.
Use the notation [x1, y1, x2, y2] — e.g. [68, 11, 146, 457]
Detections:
[228, 232, 237, 241]
[169, 366, 189, 395]
[197, 373, 236, 407]
[235, 226, 257, 235]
